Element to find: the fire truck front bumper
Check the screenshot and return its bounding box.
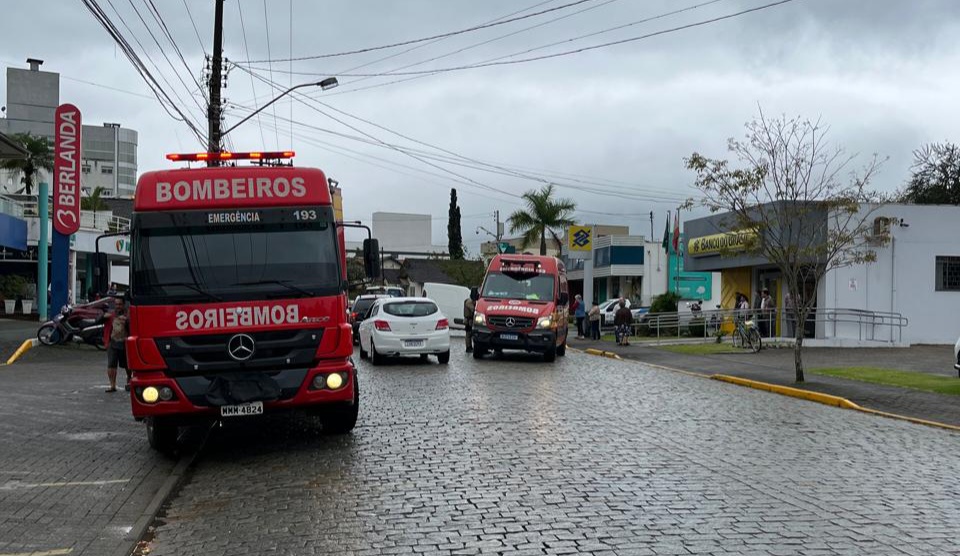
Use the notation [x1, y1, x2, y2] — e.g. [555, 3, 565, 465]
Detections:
[129, 360, 356, 423]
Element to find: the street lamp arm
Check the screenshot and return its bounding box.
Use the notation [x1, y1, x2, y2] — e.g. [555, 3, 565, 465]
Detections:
[220, 78, 337, 139]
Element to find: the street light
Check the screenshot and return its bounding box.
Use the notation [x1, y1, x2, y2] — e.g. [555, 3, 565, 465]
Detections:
[220, 77, 338, 139]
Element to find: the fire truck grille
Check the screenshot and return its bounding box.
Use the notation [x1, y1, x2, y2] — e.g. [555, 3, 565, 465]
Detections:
[156, 329, 323, 374]
[487, 316, 535, 329]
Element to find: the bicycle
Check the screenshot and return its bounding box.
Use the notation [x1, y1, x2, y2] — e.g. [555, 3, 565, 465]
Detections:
[731, 316, 762, 353]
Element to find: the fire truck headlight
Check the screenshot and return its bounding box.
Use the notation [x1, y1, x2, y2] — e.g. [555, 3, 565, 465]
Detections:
[142, 386, 160, 404]
[159, 386, 174, 401]
[326, 373, 344, 390]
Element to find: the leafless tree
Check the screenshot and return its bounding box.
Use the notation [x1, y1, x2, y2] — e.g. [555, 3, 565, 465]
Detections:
[685, 111, 887, 382]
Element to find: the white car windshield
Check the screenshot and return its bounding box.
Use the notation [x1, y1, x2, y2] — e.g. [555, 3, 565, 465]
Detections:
[382, 300, 439, 317]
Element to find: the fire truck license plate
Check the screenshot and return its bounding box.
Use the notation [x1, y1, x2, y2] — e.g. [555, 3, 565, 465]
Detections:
[220, 401, 263, 417]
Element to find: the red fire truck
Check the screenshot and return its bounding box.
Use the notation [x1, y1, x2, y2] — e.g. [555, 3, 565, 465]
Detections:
[470, 255, 569, 362]
[125, 151, 378, 452]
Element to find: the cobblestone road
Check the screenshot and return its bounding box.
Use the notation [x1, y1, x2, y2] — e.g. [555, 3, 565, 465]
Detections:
[141, 349, 959, 556]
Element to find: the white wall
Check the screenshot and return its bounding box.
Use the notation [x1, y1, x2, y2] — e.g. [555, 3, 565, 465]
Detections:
[825, 204, 960, 344]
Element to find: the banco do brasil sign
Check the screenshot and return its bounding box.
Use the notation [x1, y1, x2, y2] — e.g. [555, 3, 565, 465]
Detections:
[687, 229, 757, 257]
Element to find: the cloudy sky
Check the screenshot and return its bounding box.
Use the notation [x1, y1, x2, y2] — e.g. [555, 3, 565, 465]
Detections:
[3, 0, 959, 253]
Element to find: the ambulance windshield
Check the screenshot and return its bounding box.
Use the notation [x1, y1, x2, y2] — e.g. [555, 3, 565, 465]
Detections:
[132, 208, 340, 303]
[481, 272, 555, 301]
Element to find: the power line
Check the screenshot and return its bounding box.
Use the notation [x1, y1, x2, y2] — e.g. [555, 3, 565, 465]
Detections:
[181, 0, 208, 56]
[261, 0, 280, 148]
[239, 0, 796, 79]
[235, 0, 266, 147]
[143, 0, 207, 101]
[236, 0, 603, 63]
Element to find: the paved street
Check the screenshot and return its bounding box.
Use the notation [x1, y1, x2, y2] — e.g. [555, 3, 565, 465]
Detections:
[0, 344, 184, 556]
[136, 348, 960, 556]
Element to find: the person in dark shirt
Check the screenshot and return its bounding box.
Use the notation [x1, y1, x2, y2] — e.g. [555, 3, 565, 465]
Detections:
[613, 299, 633, 346]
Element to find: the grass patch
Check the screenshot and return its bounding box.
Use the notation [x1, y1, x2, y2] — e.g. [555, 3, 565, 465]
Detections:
[658, 343, 742, 355]
[811, 367, 960, 396]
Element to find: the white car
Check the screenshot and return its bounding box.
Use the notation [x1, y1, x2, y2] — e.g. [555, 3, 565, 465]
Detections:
[358, 297, 451, 365]
[954, 336, 960, 377]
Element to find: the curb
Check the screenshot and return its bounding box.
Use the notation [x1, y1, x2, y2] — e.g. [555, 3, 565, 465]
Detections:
[583, 348, 622, 360]
[116, 426, 211, 556]
[3, 338, 38, 365]
[711, 374, 960, 433]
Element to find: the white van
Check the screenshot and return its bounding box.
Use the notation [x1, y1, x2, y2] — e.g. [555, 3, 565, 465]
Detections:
[423, 282, 471, 330]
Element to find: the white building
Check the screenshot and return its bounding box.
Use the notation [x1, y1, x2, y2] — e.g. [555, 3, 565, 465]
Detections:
[826, 203, 960, 345]
[347, 212, 447, 256]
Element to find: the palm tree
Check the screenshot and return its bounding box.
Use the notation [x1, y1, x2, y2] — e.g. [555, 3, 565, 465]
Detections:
[508, 184, 577, 255]
[81, 186, 108, 211]
[0, 132, 54, 195]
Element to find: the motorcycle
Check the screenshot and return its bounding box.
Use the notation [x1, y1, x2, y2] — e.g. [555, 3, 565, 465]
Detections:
[37, 299, 111, 349]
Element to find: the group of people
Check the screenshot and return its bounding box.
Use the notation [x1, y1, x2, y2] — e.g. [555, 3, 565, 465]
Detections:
[571, 295, 601, 340]
[734, 287, 797, 338]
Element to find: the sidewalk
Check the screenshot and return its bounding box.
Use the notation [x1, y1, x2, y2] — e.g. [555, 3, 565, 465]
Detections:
[570, 336, 960, 427]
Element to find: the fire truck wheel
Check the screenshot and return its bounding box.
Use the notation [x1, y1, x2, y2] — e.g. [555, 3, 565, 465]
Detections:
[543, 344, 557, 363]
[472, 342, 487, 359]
[322, 379, 359, 435]
[557, 342, 566, 357]
[146, 417, 178, 454]
[369, 341, 383, 366]
[437, 351, 450, 364]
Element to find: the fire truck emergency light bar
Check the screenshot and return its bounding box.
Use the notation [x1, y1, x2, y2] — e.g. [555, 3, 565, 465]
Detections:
[166, 151, 295, 162]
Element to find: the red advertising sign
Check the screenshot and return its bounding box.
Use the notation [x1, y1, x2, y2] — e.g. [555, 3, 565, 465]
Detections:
[53, 104, 82, 235]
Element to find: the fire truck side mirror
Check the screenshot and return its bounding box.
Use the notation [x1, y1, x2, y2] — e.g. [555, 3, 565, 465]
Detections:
[363, 238, 381, 279]
[93, 253, 110, 295]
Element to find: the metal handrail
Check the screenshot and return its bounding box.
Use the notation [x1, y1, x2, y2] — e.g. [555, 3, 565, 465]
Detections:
[609, 306, 909, 345]
[19, 201, 130, 232]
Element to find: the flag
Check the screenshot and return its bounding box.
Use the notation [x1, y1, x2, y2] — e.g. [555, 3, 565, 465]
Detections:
[672, 209, 680, 253]
[661, 211, 671, 252]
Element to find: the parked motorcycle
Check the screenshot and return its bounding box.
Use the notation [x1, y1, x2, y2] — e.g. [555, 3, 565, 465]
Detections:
[37, 299, 112, 349]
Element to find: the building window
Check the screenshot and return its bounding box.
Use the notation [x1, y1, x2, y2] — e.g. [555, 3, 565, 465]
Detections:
[81, 165, 91, 173]
[101, 166, 114, 175]
[935, 256, 960, 291]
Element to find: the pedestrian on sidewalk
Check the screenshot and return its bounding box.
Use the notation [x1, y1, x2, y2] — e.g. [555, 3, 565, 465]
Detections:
[573, 294, 585, 338]
[588, 302, 601, 340]
[463, 296, 475, 353]
[104, 296, 129, 393]
[613, 299, 633, 346]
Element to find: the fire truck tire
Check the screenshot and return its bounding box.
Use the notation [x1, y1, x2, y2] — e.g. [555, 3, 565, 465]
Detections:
[543, 344, 557, 363]
[472, 342, 487, 359]
[37, 324, 61, 346]
[322, 379, 359, 435]
[369, 341, 383, 366]
[437, 350, 450, 364]
[557, 342, 566, 357]
[146, 417, 178, 454]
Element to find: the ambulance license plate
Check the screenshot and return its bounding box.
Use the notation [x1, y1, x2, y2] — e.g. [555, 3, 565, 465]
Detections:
[500, 333, 519, 341]
[220, 401, 263, 417]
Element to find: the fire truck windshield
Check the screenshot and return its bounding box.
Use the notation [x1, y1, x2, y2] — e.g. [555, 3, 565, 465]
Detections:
[481, 272, 555, 301]
[131, 207, 340, 304]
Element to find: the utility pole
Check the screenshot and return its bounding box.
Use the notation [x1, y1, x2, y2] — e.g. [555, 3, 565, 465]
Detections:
[649, 211, 654, 241]
[207, 0, 226, 163]
[495, 210, 503, 253]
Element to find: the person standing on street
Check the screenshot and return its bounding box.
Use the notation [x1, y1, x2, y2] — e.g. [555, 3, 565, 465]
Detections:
[613, 299, 633, 346]
[573, 294, 585, 338]
[463, 296, 476, 353]
[588, 302, 601, 340]
[104, 296, 130, 393]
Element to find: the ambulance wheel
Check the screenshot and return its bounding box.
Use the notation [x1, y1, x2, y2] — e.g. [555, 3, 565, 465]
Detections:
[472, 342, 487, 359]
[557, 342, 566, 357]
[146, 417, 178, 455]
[543, 344, 557, 363]
[322, 378, 359, 435]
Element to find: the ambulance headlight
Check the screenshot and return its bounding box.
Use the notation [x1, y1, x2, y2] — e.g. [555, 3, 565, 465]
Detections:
[474, 312, 486, 325]
[537, 316, 553, 329]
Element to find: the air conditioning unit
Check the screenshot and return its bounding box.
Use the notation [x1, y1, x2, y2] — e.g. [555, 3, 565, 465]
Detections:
[866, 216, 892, 245]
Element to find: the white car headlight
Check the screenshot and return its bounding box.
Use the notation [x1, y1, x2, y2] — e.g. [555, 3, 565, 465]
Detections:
[537, 316, 553, 329]
[474, 312, 486, 325]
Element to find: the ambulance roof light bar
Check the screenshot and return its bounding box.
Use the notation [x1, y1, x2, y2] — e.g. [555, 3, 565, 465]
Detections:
[166, 151, 295, 162]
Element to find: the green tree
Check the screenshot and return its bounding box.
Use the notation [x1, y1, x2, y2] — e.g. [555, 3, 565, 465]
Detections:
[447, 188, 464, 260]
[507, 184, 576, 256]
[898, 142, 960, 205]
[81, 186, 109, 211]
[686, 111, 885, 383]
[0, 132, 54, 195]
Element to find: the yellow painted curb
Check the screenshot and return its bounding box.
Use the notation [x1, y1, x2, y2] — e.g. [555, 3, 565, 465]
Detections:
[583, 348, 622, 360]
[711, 374, 960, 433]
[5, 339, 37, 365]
